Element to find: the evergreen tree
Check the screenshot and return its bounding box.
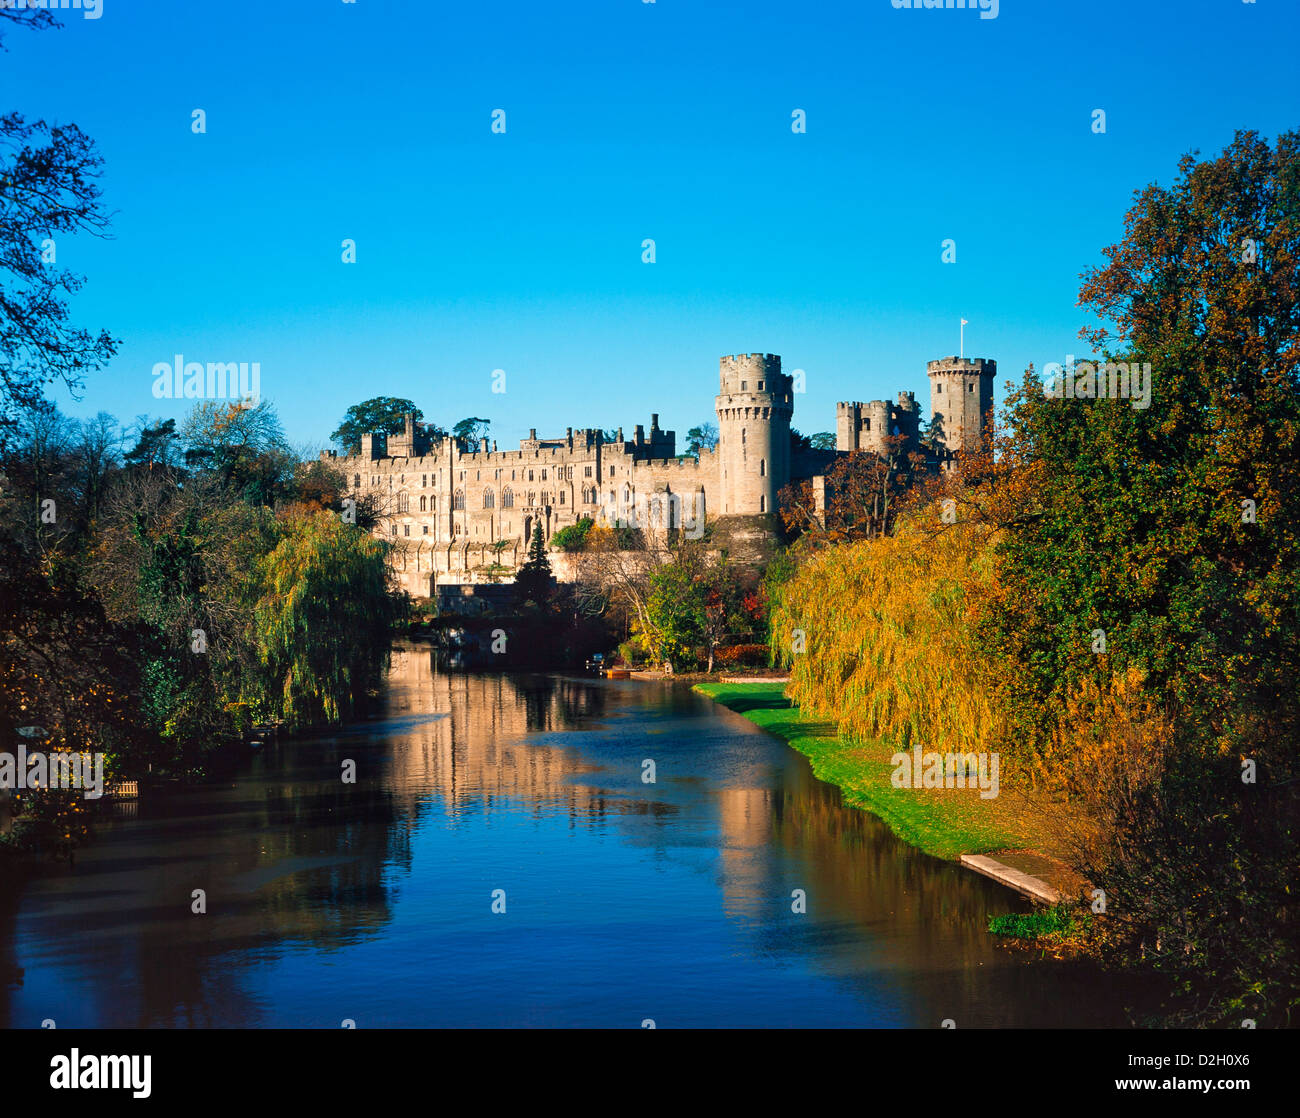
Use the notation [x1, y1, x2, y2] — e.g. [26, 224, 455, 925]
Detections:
[513, 521, 554, 610]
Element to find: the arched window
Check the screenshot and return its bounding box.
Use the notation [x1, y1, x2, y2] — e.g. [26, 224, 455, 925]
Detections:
[453, 489, 465, 510]
[483, 490, 495, 508]
[419, 495, 427, 511]
[397, 491, 409, 513]
[502, 488, 514, 508]
[527, 491, 536, 506]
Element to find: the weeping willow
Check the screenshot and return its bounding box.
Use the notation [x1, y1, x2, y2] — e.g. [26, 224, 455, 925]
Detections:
[770, 505, 999, 753]
[251, 511, 396, 729]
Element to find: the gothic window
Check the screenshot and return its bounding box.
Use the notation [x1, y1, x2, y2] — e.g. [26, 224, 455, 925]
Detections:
[453, 489, 465, 510]
[429, 496, 436, 510]
[397, 491, 409, 513]
[419, 495, 427, 511]
[527, 491, 536, 505]
[502, 488, 514, 508]
[484, 490, 495, 508]
[560, 492, 565, 504]
[541, 469, 547, 480]
[390, 524, 397, 536]
[454, 522, 462, 535]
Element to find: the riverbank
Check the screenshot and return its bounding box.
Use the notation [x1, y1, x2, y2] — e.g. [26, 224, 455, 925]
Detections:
[693, 682, 1087, 897]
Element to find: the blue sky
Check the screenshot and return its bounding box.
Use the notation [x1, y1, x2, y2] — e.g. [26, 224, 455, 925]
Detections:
[3, 0, 1297, 449]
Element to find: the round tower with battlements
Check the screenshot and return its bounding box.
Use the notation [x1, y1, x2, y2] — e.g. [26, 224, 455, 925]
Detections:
[927, 356, 996, 462]
[715, 353, 793, 517]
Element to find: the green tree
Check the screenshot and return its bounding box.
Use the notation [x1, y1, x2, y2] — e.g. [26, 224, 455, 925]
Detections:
[513, 521, 554, 610]
[452, 416, 491, 452]
[987, 129, 1300, 1025]
[251, 510, 395, 729]
[331, 397, 426, 454]
[685, 422, 718, 455]
[551, 517, 594, 552]
[809, 431, 837, 450]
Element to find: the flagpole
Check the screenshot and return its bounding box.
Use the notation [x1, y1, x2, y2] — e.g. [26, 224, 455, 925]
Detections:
[960, 319, 965, 358]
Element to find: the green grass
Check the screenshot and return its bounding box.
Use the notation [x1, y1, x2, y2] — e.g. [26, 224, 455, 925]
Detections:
[695, 681, 1025, 861]
[988, 905, 1082, 939]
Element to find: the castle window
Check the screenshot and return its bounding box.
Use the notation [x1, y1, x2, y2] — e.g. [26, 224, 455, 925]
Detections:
[397, 492, 409, 513]
[541, 469, 547, 480]
[529, 470, 534, 481]
[609, 465, 614, 477]
[936, 383, 943, 393]
[476, 470, 481, 480]
[419, 495, 427, 511]
[511, 470, 516, 480]
[353, 474, 360, 488]
[423, 525, 429, 535]
[742, 429, 746, 444]
[484, 490, 495, 508]
[404, 524, 410, 537]
[454, 522, 462, 536]
[459, 471, 465, 480]
[584, 466, 592, 477]
[760, 459, 766, 476]
[430, 496, 435, 510]
[758, 381, 764, 390]
[422, 475, 427, 487]
[528, 491, 536, 505]
[453, 489, 465, 510]
[969, 382, 975, 392]
[560, 492, 565, 504]
[741, 381, 747, 391]
[760, 496, 766, 512]
[391, 524, 397, 536]
[863, 419, 871, 431]
[502, 488, 514, 508]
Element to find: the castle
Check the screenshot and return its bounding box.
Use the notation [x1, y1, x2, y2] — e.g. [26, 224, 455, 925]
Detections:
[323, 351, 996, 597]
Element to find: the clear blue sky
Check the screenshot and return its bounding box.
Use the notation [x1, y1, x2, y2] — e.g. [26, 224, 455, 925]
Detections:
[3, 0, 1296, 449]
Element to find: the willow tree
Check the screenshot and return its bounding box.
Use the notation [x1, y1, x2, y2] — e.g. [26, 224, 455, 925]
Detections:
[252, 511, 396, 728]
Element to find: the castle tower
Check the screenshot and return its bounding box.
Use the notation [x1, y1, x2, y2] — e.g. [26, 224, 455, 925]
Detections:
[715, 353, 792, 517]
[927, 356, 995, 461]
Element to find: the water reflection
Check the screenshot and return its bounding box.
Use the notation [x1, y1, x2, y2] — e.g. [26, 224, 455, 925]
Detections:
[0, 644, 1149, 1027]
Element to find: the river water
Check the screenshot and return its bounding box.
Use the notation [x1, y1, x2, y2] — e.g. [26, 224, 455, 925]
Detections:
[0, 643, 1141, 1028]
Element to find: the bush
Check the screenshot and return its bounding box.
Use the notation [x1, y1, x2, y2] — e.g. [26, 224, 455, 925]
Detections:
[714, 643, 769, 667]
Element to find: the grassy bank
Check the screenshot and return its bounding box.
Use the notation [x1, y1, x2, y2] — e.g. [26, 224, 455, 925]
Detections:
[695, 681, 1073, 864]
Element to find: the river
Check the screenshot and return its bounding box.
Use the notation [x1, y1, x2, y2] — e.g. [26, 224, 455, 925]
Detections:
[0, 643, 1143, 1028]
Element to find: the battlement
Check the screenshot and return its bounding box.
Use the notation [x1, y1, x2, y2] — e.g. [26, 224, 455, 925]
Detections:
[927, 356, 996, 375]
[719, 352, 785, 395]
